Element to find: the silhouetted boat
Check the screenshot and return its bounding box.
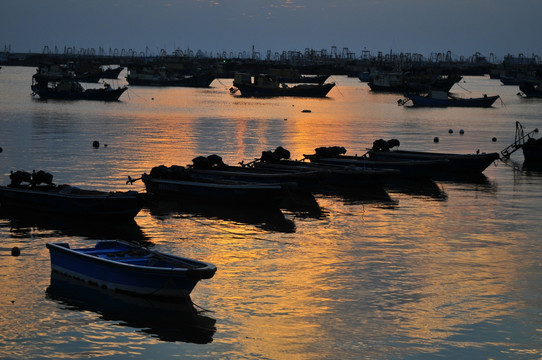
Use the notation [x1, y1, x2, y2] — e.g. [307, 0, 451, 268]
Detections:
[399, 91, 500, 107]
[139, 165, 287, 207]
[501, 121, 542, 163]
[46, 240, 217, 298]
[366, 139, 500, 174]
[231, 73, 335, 97]
[0, 171, 141, 221]
[126, 65, 215, 87]
[518, 82, 542, 98]
[187, 154, 325, 192]
[303, 146, 449, 179]
[31, 78, 127, 101]
[368, 71, 460, 93]
[522, 137, 542, 162]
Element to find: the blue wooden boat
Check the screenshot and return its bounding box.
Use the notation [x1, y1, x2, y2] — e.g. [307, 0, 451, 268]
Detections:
[0, 182, 142, 221]
[400, 91, 500, 107]
[46, 240, 217, 298]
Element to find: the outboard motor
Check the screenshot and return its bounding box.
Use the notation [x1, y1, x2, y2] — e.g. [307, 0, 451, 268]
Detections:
[206, 154, 225, 167]
[31, 170, 54, 185]
[9, 170, 32, 186]
[273, 146, 291, 160]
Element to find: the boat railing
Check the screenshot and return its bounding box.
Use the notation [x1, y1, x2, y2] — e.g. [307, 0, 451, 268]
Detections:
[500, 121, 539, 160]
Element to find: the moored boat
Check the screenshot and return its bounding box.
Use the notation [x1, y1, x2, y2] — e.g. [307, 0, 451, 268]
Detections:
[126, 65, 215, 87]
[139, 165, 287, 207]
[303, 146, 450, 179]
[366, 139, 500, 174]
[251, 149, 398, 189]
[518, 82, 542, 98]
[187, 154, 325, 192]
[46, 240, 217, 298]
[31, 78, 127, 101]
[231, 73, 335, 97]
[399, 91, 500, 107]
[521, 137, 542, 162]
[0, 170, 142, 221]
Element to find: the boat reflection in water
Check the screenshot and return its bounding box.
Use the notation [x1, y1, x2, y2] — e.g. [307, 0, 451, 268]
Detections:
[0, 208, 148, 242]
[143, 197, 298, 233]
[385, 177, 448, 200]
[46, 272, 216, 343]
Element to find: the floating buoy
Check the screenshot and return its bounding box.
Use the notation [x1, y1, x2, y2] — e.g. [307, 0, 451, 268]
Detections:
[448, 129, 453, 134]
[92, 140, 100, 148]
[492, 137, 497, 142]
[11, 247, 20, 257]
[434, 137, 440, 143]
[0, 146, 3, 153]
[459, 129, 465, 135]
[302, 109, 312, 113]
[152, 97, 154, 100]
[284, 118, 287, 121]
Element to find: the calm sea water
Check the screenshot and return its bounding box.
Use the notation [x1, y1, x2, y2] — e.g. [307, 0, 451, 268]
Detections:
[1, 66, 542, 360]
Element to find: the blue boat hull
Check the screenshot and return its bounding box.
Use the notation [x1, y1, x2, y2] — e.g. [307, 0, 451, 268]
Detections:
[46, 241, 216, 298]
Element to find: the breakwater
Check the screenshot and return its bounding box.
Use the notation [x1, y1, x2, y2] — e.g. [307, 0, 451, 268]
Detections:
[2, 47, 541, 77]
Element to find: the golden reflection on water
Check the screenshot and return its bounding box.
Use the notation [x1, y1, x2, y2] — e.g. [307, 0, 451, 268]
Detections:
[2, 68, 542, 358]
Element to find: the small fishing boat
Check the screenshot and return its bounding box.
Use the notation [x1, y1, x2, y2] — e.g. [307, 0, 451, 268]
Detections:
[0, 170, 142, 221]
[231, 73, 335, 97]
[366, 139, 500, 174]
[303, 146, 450, 179]
[31, 78, 127, 101]
[139, 165, 287, 207]
[46, 240, 217, 298]
[126, 65, 215, 87]
[187, 154, 325, 192]
[369, 71, 460, 93]
[518, 82, 542, 98]
[249, 148, 398, 189]
[522, 137, 542, 162]
[399, 91, 500, 107]
[500, 122, 542, 163]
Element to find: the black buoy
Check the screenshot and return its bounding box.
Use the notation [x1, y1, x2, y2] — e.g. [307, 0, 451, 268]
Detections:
[459, 129, 465, 135]
[448, 129, 453, 134]
[434, 137, 440, 143]
[492, 137, 497, 142]
[0, 146, 3, 153]
[11, 247, 20, 257]
[92, 140, 100, 148]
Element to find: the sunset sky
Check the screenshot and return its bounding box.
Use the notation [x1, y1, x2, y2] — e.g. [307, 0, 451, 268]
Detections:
[1, 0, 540, 60]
